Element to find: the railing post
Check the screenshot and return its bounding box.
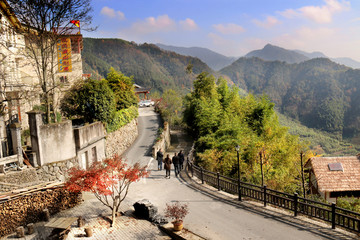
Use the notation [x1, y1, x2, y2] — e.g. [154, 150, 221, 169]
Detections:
[201, 167, 204, 184]
[332, 203, 336, 229]
[294, 193, 298, 217]
[263, 185, 267, 207]
[238, 179, 242, 201]
[216, 172, 220, 191]
[191, 163, 194, 178]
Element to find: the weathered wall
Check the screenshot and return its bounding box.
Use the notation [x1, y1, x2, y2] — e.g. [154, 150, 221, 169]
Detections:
[39, 121, 76, 165]
[105, 119, 138, 157]
[0, 187, 81, 238]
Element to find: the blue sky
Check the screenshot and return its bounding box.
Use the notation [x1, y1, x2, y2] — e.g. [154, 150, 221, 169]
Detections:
[84, 0, 360, 61]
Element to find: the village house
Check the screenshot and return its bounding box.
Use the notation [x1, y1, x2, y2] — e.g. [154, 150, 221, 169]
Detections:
[305, 156, 360, 202]
[0, 0, 99, 174]
[0, 0, 84, 129]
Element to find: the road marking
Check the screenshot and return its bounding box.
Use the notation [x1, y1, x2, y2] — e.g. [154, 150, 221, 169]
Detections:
[147, 157, 154, 168]
[140, 157, 154, 184]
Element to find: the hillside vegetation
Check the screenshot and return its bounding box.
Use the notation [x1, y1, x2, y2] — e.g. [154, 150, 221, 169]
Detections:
[220, 57, 360, 140]
[82, 38, 212, 93]
[277, 113, 359, 156]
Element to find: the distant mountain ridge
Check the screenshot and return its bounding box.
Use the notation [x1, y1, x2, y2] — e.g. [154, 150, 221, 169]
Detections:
[156, 43, 237, 71]
[244, 44, 360, 69]
[245, 44, 309, 64]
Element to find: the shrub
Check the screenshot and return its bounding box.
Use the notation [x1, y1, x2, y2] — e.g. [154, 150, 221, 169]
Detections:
[164, 201, 189, 223]
[106, 106, 138, 133]
[61, 79, 116, 125]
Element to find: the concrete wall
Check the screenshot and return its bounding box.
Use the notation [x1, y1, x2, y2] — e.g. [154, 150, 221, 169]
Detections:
[105, 119, 138, 157]
[28, 111, 76, 166]
[39, 120, 76, 165]
[74, 122, 106, 169]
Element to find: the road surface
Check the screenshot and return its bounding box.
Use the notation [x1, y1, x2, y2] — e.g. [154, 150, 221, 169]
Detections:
[123, 107, 356, 240]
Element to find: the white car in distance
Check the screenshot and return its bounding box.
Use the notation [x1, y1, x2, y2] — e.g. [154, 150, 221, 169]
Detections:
[139, 99, 155, 107]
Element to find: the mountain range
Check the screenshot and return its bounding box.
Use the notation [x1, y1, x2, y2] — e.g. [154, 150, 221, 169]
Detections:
[82, 37, 360, 144]
[245, 44, 360, 69]
[156, 43, 360, 70]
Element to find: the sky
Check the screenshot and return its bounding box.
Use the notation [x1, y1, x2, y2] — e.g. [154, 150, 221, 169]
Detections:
[84, 0, 360, 61]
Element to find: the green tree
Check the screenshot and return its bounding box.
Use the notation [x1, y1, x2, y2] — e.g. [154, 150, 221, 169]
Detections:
[106, 68, 137, 110]
[61, 79, 116, 124]
[157, 89, 183, 125]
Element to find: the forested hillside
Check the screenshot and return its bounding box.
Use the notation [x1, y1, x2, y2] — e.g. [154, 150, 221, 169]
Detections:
[82, 38, 212, 92]
[220, 57, 360, 140]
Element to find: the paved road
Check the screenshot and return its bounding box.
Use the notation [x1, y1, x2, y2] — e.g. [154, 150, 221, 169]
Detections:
[122, 107, 357, 240]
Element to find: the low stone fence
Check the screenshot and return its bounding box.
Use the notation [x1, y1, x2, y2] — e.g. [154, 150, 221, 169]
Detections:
[35, 157, 78, 182]
[0, 168, 39, 192]
[105, 118, 138, 157]
[0, 186, 81, 238]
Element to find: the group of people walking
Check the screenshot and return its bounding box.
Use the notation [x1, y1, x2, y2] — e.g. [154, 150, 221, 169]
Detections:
[156, 149, 185, 179]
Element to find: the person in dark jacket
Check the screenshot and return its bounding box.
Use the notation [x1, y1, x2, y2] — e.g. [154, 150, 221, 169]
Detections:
[178, 150, 185, 170]
[172, 152, 180, 177]
[163, 154, 172, 178]
[156, 149, 164, 170]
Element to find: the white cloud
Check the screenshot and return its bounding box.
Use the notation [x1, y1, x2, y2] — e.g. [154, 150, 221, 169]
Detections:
[179, 18, 198, 31]
[130, 15, 176, 34]
[280, 0, 350, 23]
[212, 23, 245, 35]
[273, 27, 337, 51]
[100, 6, 125, 20]
[253, 16, 281, 29]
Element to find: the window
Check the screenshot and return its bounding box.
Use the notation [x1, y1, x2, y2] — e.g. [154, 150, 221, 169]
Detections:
[91, 147, 97, 163]
[59, 76, 68, 83]
[71, 38, 80, 54]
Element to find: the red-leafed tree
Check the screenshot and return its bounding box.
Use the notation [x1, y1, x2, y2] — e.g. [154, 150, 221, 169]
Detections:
[65, 154, 149, 226]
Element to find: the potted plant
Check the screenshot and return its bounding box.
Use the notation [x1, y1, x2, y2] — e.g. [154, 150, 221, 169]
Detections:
[164, 201, 189, 231]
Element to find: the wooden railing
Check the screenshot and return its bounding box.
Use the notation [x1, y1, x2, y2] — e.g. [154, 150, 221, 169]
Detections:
[187, 161, 360, 233]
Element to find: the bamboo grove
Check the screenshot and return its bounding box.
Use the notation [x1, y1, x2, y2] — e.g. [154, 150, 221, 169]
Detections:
[183, 72, 309, 193]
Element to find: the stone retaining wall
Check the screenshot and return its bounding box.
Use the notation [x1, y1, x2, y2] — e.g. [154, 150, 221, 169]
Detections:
[35, 158, 79, 182]
[105, 118, 138, 157]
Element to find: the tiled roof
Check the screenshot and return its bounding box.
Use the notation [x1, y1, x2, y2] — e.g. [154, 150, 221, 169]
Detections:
[306, 156, 360, 192]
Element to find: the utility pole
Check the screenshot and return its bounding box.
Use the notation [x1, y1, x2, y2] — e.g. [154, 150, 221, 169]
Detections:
[300, 151, 306, 198]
